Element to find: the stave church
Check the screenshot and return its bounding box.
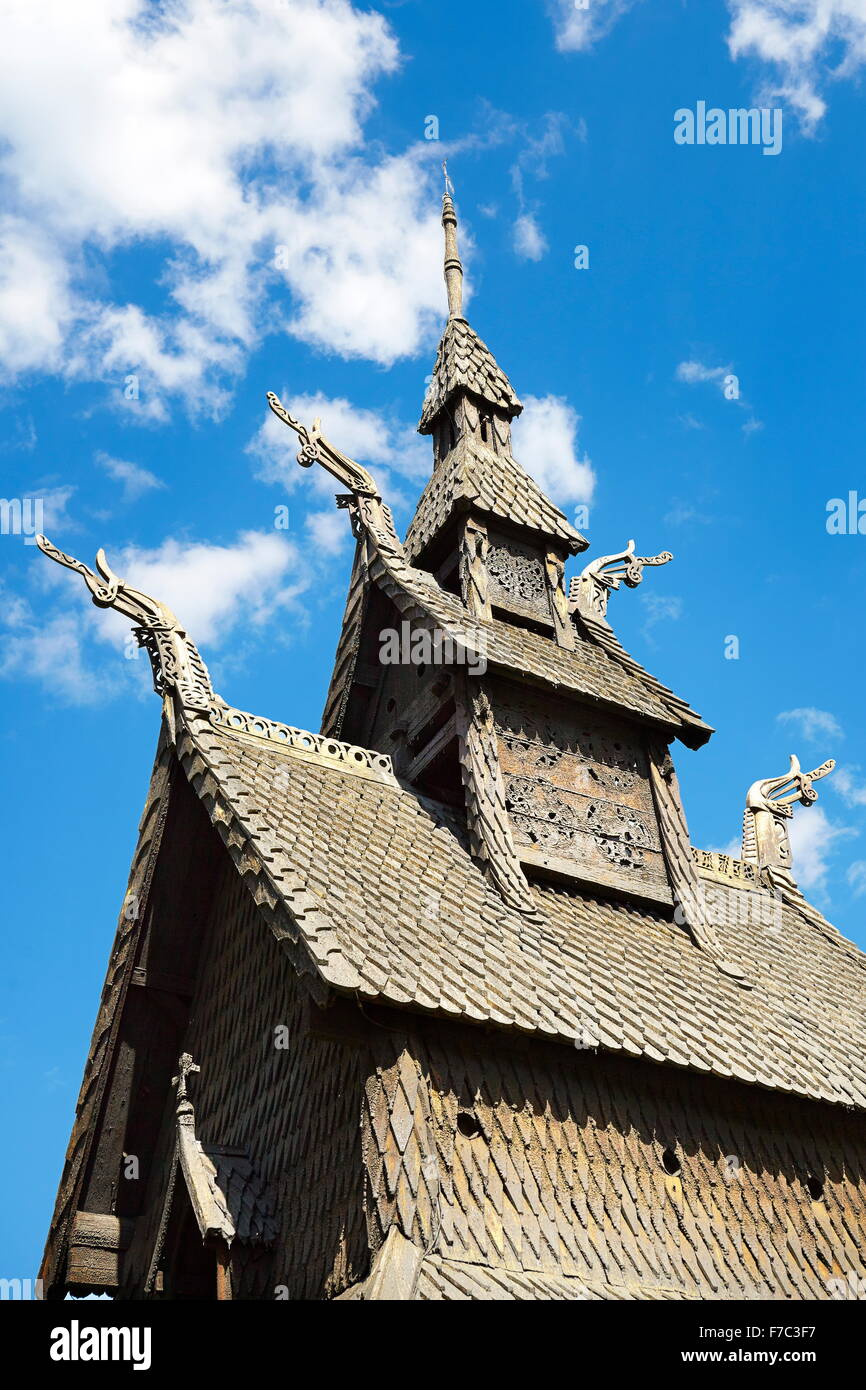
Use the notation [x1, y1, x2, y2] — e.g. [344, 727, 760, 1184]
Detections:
[38, 182, 866, 1301]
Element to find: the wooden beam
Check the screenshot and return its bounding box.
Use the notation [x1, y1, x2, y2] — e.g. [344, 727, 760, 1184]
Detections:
[215, 1242, 232, 1300]
[406, 713, 458, 782]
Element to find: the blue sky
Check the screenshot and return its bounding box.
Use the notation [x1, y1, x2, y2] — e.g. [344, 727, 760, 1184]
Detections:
[2, 0, 866, 1282]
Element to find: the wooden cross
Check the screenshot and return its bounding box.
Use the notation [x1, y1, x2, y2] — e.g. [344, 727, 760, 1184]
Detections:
[172, 1052, 200, 1103]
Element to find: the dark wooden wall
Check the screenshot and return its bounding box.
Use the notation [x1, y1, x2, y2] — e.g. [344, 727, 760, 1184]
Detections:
[123, 836, 369, 1299]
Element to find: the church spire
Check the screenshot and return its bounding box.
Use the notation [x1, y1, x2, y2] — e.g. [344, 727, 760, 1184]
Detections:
[419, 168, 522, 439]
[441, 163, 464, 319]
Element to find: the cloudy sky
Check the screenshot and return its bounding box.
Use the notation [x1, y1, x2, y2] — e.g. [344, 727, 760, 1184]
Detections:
[2, 0, 866, 1276]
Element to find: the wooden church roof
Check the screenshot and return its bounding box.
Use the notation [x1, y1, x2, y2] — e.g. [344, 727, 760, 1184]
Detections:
[35, 174, 866, 1298]
[174, 705, 866, 1112]
[404, 435, 586, 561]
[418, 314, 523, 433]
[317, 543, 713, 749]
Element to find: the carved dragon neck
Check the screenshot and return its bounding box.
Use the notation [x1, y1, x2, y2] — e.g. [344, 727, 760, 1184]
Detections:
[36, 534, 220, 713]
[741, 754, 835, 876]
[570, 540, 673, 620]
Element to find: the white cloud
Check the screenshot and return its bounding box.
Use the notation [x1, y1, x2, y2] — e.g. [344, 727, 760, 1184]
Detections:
[513, 213, 548, 262]
[0, 585, 31, 630]
[677, 413, 706, 432]
[35, 485, 78, 534]
[306, 508, 350, 556]
[511, 393, 595, 505]
[710, 802, 858, 893]
[788, 804, 856, 892]
[0, 217, 74, 377]
[70, 302, 244, 422]
[106, 532, 303, 647]
[727, 0, 866, 131]
[0, 604, 105, 705]
[640, 592, 684, 633]
[508, 113, 567, 264]
[676, 360, 732, 389]
[847, 860, 866, 896]
[664, 502, 711, 526]
[777, 707, 843, 742]
[0, 0, 446, 411]
[273, 156, 445, 366]
[708, 836, 745, 860]
[548, 0, 642, 53]
[246, 389, 430, 519]
[0, 414, 38, 454]
[2, 528, 304, 704]
[96, 452, 166, 502]
[833, 765, 866, 807]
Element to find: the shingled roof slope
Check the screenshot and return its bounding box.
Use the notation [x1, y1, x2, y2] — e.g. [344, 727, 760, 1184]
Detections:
[375, 562, 712, 746]
[203, 1149, 279, 1245]
[418, 316, 522, 433]
[413, 1258, 698, 1301]
[178, 711, 866, 1112]
[341, 1254, 701, 1301]
[404, 436, 585, 561]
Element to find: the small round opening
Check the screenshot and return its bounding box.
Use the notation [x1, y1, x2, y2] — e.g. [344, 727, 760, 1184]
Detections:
[806, 1174, 824, 1202]
[661, 1147, 681, 1176]
[456, 1110, 482, 1140]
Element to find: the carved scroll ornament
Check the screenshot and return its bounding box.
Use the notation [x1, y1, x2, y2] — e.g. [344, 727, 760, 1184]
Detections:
[742, 754, 835, 876]
[266, 392, 378, 496]
[36, 534, 220, 712]
[266, 392, 407, 561]
[570, 540, 673, 619]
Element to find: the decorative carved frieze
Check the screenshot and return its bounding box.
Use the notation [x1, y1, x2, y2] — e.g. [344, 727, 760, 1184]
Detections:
[493, 686, 670, 901]
[210, 704, 396, 782]
[692, 848, 763, 887]
[485, 530, 550, 621]
[454, 676, 539, 916]
[504, 774, 652, 867]
[487, 540, 546, 605]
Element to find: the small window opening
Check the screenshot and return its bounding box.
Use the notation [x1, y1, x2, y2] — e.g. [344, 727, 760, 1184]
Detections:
[457, 1109, 482, 1140]
[661, 1147, 681, 1176]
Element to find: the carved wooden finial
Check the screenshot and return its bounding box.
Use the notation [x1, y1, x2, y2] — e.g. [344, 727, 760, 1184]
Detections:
[570, 540, 673, 619]
[266, 393, 379, 496]
[172, 1053, 200, 1106]
[35, 534, 219, 712]
[741, 755, 836, 875]
[265, 393, 409, 563]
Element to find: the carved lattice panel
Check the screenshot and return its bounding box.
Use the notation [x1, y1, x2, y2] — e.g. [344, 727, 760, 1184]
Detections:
[493, 685, 671, 902]
[485, 528, 550, 621]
